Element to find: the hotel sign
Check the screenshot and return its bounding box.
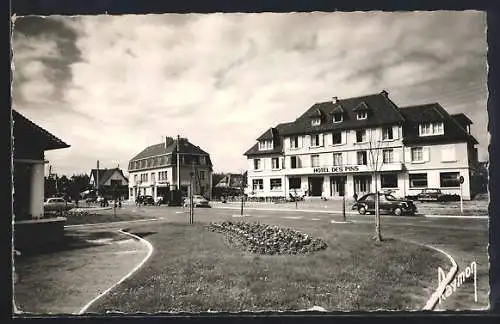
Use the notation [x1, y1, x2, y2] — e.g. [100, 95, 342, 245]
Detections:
[313, 166, 360, 173]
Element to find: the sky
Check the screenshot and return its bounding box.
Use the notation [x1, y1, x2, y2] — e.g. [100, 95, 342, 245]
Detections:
[12, 11, 488, 177]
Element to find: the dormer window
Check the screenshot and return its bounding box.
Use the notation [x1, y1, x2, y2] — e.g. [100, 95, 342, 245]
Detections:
[311, 118, 321, 126]
[419, 122, 444, 136]
[258, 140, 274, 150]
[357, 111, 368, 120]
[333, 113, 343, 123]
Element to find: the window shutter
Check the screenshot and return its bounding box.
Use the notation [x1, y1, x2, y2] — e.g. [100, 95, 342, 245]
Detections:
[404, 148, 412, 163]
[393, 150, 400, 163]
[325, 133, 331, 146]
[423, 147, 430, 162]
[284, 138, 290, 150]
[392, 126, 399, 139]
[319, 134, 324, 146]
[299, 136, 303, 148]
[281, 157, 285, 169]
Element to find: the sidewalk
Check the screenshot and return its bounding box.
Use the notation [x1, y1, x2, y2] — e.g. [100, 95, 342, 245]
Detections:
[14, 229, 150, 315]
[211, 201, 488, 218]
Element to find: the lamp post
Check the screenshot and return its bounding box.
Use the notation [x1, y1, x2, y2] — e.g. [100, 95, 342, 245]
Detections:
[342, 176, 346, 222]
[189, 162, 195, 224]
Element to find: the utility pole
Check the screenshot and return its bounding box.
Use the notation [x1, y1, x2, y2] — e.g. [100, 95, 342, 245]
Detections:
[96, 160, 100, 197]
[177, 135, 181, 191]
[342, 176, 346, 222]
[190, 161, 195, 224]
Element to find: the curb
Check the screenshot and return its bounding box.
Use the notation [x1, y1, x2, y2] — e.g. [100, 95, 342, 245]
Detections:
[212, 206, 487, 219]
[393, 238, 458, 311]
[78, 229, 154, 314]
[65, 218, 159, 228]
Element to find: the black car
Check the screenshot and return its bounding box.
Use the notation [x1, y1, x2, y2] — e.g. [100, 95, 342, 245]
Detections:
[416, 188, 445, 202]
[138, 195, 155, 206]
[352, 193, 417, 216]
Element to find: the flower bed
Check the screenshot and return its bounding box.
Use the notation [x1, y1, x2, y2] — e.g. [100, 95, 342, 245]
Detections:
[207, 221, 327, 255]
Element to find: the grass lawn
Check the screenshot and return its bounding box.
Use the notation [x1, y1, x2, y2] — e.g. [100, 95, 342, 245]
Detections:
[88, 220, 447, 313]
[64, 209, 157, 226]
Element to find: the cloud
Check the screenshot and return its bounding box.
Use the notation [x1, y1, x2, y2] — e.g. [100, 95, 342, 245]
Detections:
[11, 11, 488, 176]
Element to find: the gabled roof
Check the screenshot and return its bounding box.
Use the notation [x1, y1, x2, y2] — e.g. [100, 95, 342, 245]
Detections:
[215, 173, 245, 188]
[13, 110, 70, 151]
[90, 168, 128, 186]
[130, 138, 211, 162]
[330, 104, 345, 114]
[308, 108, 323, 118]
[398, 103, 478, 145]
[352, 101, 370, 112]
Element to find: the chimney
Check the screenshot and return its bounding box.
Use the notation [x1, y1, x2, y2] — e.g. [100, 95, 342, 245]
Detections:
[165, 136, 174, 148]
[332, 96, 338, 104]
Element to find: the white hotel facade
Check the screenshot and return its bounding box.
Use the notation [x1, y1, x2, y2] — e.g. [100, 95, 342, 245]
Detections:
[244, 91, 480, 200]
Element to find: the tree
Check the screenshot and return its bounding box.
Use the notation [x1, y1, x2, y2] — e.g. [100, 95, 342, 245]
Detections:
[367, 127, 390, 242]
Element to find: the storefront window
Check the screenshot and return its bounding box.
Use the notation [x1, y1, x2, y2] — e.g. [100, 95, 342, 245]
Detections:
[270, 178, 282, 191]
[440, 172, 460, 187]
[289, 177, 301, 189]
[381, 173, 398, 188]
[409, 173, 428, 188]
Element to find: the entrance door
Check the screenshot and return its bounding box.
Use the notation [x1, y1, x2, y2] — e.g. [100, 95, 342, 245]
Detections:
[330, 176, 347, 197]
[308, 177, 324, 197]
[354, 175, 372, 197]
[14, 163, 32, 221]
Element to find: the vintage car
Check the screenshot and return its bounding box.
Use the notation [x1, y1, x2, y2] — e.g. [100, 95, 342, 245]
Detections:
[416, 188, 445, 202]
[43, 197, 75, 212]
[352, 193, 417, 216]
[183, 195, 210, 208]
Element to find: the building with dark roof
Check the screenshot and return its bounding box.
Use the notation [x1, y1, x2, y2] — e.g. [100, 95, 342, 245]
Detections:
[128, 136, 213, 201]
[89, 167, 129, 199]
[243, 91, 480, 200]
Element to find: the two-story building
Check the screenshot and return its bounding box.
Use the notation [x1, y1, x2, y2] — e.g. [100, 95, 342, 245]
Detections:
[128, 136, 213, 202]
[243, 90, 480, 200]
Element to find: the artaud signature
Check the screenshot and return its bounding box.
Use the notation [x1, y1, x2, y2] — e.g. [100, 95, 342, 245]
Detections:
[438, 261, 478, 304]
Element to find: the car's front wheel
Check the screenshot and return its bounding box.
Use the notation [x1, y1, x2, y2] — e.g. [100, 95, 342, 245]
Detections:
[393, 207, 402, 216]
[358, 206, 367, 215]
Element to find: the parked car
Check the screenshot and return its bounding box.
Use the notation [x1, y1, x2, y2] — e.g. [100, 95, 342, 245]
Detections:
[416, 188, 445, 202]
[184, 195, 210, 208]
[44, 197, 75, 212]
[138, 195, 155, 206]
[351, 193, 417, 216]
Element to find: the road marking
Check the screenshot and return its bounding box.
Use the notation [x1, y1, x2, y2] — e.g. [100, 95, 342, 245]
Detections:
[282, 216, 303, 219]
[423, 215, 488, 219]
[330, 220, 352, 224]
[311, 218, 321, 221]
[65, 218, 159, 228]
[232, 214, 251, 218]
[78, 229, 154, 315]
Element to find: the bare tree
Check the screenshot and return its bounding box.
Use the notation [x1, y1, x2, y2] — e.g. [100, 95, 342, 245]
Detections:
[367, 128, 389, 242]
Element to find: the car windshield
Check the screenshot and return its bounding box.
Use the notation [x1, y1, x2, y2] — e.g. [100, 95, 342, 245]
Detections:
[385, 194, 397, 201]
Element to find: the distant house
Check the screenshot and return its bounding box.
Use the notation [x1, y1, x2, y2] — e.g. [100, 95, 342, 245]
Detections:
[13, 110, 70, 250]
[212, 172, 247, 198]
[89, 168, 129, 199]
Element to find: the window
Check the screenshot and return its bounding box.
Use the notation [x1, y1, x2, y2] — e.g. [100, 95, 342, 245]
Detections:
[357, 111, 367, 120]
[270, 178, 282, 191]
[258, 140, 273, 150]
[332, 132, 342, 145]
[254, 159, 261, 170]
[333, 113, 343, 123]
[199, 171, 205, 180]
[311, 134, 321, 147]
[140, 160, 146, 168]
[290, 156, 298, 169]
[411, 147, 423, 162]
[419, 122, 444, 136]
[311, 118, 321, 126]
[357, 151, 367, 165]
[152, 158, 158, 166]
[311, 155, 320, 167]
[440, 172, 460, 188]
[383, 149, 393, 164]
[381, 173, 398, 188]
[134, 174, 138, 183]
[158, 171, 168, 181]
[252, 179, 264, 191]
[290, 136, 299, 148]
[289, 177, 301, 189]
[200, 156, 206, 165]
[272, 157, 280, 169]
[111, 179, 121, 187]
[151, 172, 155, 182]
[409, 173, 428, 188]
[147, 159, 152, 167]
[356, 130, 367, 143]
[333, 153, 343, 166]
[382, 127, 393, 140]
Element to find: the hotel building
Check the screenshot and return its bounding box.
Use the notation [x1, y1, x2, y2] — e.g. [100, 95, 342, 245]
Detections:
[128, 136, 213, 201]
[243, 91, 480, 200]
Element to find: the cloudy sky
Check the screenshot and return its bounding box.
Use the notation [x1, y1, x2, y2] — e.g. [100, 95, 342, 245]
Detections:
[12, 11, 487, 177]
